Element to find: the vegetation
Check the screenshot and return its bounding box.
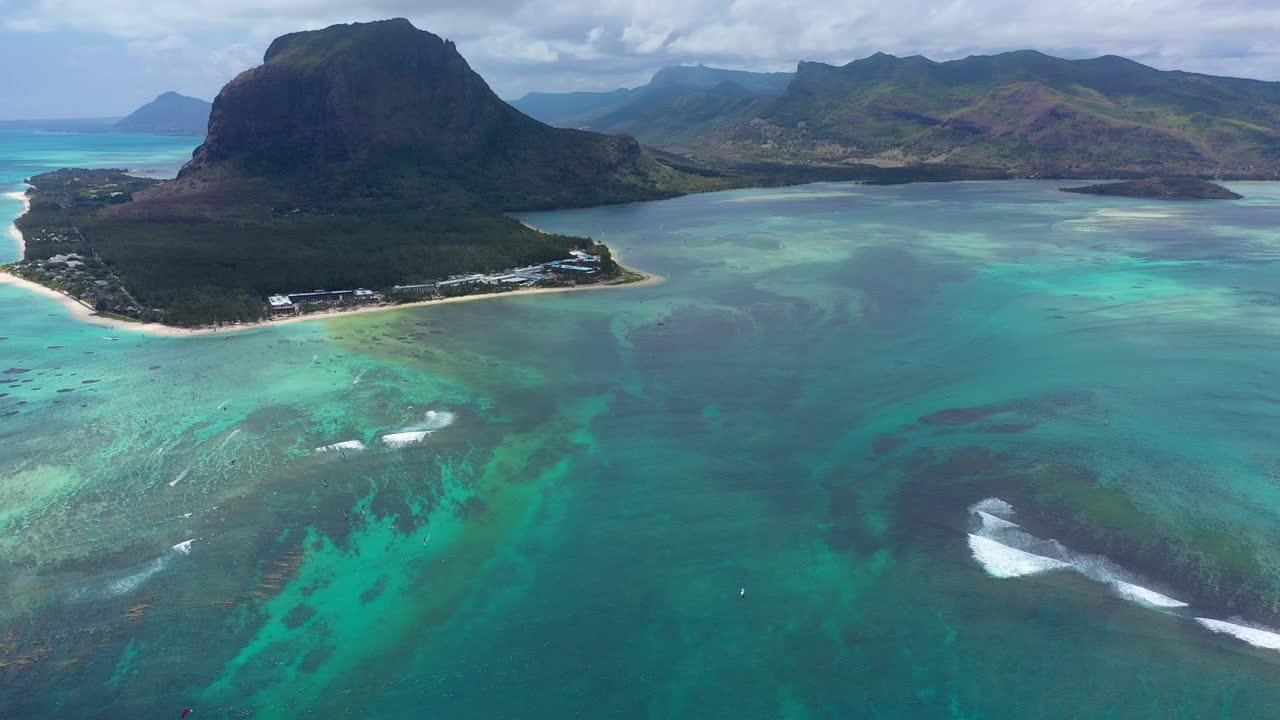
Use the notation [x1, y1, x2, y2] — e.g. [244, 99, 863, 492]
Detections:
[1060, 178, 1244, 199]
[543, 51, 1280, 179]
[8, 21, 716, 327]
[24, 28, 1272, 328]
[693, 51, 1280, 177]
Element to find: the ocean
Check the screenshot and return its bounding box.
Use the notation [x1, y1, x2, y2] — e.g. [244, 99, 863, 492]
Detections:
[3, 130, 1280, 718]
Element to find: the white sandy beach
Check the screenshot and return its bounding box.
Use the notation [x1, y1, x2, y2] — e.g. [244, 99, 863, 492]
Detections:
[0, 267, 663, 338]
[5, 187, 31, 256]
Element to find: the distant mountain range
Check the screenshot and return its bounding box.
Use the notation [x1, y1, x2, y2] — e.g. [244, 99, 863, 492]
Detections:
[113, 91, 210, 135]
[512, 65, 794, 147]
[521, 51, 1280, 177]
[0, 92, 210, 136]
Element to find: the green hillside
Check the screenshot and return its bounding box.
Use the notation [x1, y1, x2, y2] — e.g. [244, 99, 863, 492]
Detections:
[697, 51, 1280, 177]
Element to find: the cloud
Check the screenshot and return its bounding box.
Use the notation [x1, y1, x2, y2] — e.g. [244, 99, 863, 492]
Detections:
[126, 33, 188, 56]
[3, 0, 1279, 107]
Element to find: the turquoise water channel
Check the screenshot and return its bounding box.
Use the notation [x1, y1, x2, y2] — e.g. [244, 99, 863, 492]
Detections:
[3, 132, 1280, 717]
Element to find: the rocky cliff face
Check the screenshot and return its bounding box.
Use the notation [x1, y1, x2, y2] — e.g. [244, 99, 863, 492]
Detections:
[179, 18, 670, 210]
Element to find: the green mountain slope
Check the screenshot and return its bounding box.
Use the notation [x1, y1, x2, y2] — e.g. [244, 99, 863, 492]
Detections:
[113, 91, 211, 135]
[512, 65, 793, 147]
[699, 51, 1280, 177]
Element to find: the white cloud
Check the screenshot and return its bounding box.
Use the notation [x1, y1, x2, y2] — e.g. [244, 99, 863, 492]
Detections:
[3, 0, 1280, 103]
[126, 33, 188, 56]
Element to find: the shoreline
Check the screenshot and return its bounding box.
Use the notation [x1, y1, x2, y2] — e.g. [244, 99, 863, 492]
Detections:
[6, 186, 30, 257]
[0, 265, 663, 338]
[3, 186, 661, 337]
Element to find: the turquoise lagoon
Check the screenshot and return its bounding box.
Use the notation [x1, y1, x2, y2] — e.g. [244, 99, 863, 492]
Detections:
[3, 131, 1280, 717]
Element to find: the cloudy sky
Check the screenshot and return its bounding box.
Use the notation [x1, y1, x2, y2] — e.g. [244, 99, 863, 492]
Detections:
[2, 0, 1279, 119]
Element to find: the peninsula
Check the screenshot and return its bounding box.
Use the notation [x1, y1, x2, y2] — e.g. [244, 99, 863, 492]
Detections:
[5, 19, 712, 327]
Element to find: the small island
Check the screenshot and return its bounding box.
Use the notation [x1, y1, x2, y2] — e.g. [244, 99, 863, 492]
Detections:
[1060, 178, 1243, 200]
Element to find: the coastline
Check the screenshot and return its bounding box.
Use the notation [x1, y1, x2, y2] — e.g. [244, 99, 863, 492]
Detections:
[0, 265, 663, 338]
[6, 186, 30, 256]
[2, 184, 661, 337]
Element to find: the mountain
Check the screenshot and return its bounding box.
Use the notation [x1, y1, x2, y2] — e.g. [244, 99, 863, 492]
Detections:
[511, 65, 794, 147]
[694, 51, 1280, 177]
[17, 19, 709, 325]
[113, 91, 211, 135]
[510, 88, 631, 126]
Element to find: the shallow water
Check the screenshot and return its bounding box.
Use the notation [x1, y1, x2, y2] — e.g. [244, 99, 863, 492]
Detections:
[3, 132, 1280, 717]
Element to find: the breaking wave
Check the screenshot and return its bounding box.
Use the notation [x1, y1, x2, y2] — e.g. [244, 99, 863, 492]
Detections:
[375, 410, 454, 449]
[169, 465, 191, 487]
[966, 498, 1187, 609]
[105, 557, 170, 597]
[415, 410, 455, 432]
[961, 498, 1280, 656]
[217, 427, 242, 449]
[967, 534, 1070, 578]
[315, 440, 366, 453]
[381, 431, 430, 448]
[1110, 580, 1187, 609]
[1196, 618, 1280, 650]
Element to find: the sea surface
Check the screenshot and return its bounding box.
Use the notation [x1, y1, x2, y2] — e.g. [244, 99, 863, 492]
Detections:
[3, 131, 1280, 718]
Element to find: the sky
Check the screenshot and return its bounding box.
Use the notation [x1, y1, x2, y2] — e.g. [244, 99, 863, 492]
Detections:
[1, 0, 1279, 119]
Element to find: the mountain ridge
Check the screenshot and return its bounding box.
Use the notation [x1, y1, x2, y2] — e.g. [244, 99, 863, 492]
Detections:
[511, 64, 794, 146]
[695, 50, 1280, 176]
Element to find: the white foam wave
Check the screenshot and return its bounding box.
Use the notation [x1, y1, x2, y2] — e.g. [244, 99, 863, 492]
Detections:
[1196, 618, 1280, 651]
[352, 371, 365, 385]
[968, 497, 1015, 519]
[1109, 580, 1187, 608]
[107, 557, 170, 596]
[169, 466, 190, 487]
[315, 440, 366, 453]
[968, 534, 1071, 578]
[381, 430, 431, 448]
[417, 410, 455, 431]
[967, 497, 1186, 610]
[217, 427, 242, 449]
[172, 539, 195, 555]
[975, 510, 1019, 531]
